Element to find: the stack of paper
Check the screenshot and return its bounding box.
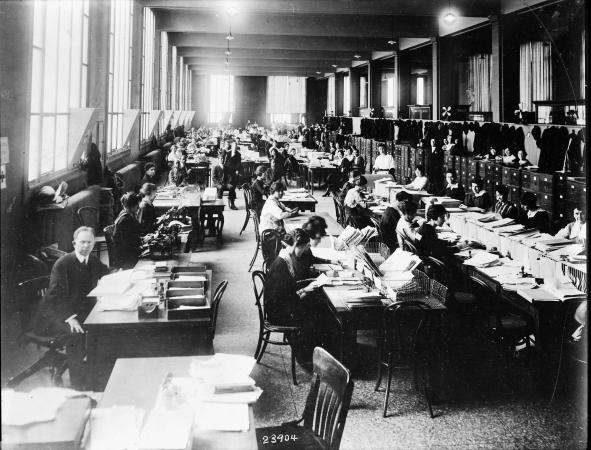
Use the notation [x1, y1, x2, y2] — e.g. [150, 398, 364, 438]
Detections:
[88, 270, 134, 296]
[202, 187, 217, 201]
[88, 406, 144, 450]
[337, 226, 378, 247]
[544, 279, 587, 301]
[535, 238, 573, 252]
[379, 249, 422, 272]
[430, 196, 462, 208]
[477, 213, 498, 223]
[486, 218, 515, 228]
[311, 247, 349, 261]
[2, 387, 83, 426]
[547, 244, 585, 259]
[495, 224, 526, 235]
[463, 252, 501, 268]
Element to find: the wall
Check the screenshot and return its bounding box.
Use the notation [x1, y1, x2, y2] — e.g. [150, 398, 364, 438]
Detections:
[306, 78, 328, 125]
[234, 76, 267, 127]
[191, 74, 209, 126]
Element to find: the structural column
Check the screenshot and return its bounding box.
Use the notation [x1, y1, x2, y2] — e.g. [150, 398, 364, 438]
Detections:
[431, 37, 439, 120]
[490, 15, 503, 122]
[335, 72, 344, 116]
[368, 60, 381, 114]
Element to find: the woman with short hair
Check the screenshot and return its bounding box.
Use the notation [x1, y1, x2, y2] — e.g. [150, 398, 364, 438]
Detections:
[259, 181, 299, 235]
[112, 192, 143, 269]
[138, 183, 158, 234]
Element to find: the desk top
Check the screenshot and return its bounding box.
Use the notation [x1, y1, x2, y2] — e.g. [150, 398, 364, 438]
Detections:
[85, 255, 212, 328]
[99, 356, 257, 450]
[284, 211, 343, 236]
[2, 398, 91, 447]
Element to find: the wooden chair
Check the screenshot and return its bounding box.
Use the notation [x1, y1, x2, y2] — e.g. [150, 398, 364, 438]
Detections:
[77, 206, 107, 257]
[427, 256, 479, 310]
[256, 347, 354, 450]
[251, 270, 302, 385]
[6, 276, 68, 388]
[261, 229, 283, 272]
[248, 212, 262, 272]
[375, 301, 435, 418]
[396, 232, 420, 254]
[332, 195, 343, 226]
[240, 183, 253, 235]
[210, 280, 229, 340]
[103, 224, 116, 268]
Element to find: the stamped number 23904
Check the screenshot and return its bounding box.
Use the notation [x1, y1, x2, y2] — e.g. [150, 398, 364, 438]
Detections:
[261, 434, 299, 444]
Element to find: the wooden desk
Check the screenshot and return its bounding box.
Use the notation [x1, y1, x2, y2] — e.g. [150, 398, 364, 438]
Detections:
[2, 398, 91, 450]
[321, 284, 445, 364]
[84, 262, 214, 391]
[284, 212, 343, 236]
[280, 193, 318, 212]
[99, 356, 257, 450]
[303, 164, 338, 194]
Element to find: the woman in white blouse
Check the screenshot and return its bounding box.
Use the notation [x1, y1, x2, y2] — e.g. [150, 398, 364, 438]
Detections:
[259, 181, 299, 235]
[373, 144, 395, 173]
[404, 165, 428, 191]
[556, 207, 586, 243]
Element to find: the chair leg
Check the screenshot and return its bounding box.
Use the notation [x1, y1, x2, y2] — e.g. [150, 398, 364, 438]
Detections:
[375, 361, 383, 392]
[240, 210, 251, 236]
[290, 344, 298, 385]
[6, 351, 61, 389]
[254, 325, 264, 360]
[256, 333, 269, 363]
[383, 361, 394, 418]
[248, 241, 260, 272]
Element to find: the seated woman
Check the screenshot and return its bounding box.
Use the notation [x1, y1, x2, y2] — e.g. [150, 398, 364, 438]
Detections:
[463, 178, 492, 211]
[417, 204, 458, 261]
[264, 229, 319, 326]
[138, 183, 158, 234]
[380, 191, 412, 253]
[168, 159, 187, 186]
[519, 191, 550, 233]
[501, 147, 517, 165]
[295, 216, 335, 280]
[494, 185, 518, 219]
[516, 150, 532, 168]
[250, 165, 268, 217]
[483, 146, 501, 162]
[395, 199, 421, 250]
[322, 150, 351, 197]
[112, 192, 143, 269]
[556, 207, 586, 243]
[259, 181, 299, 235]
[404, 165, 428, 191]
[344, 174, 372, 228]
[442, 169, 465, 201]
[141, 163, 159, 185]
[352, 146, 365, 173]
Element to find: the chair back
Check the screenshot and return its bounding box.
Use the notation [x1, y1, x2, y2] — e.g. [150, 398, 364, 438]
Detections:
[397, 232, 419, 254]
[332, 195, 342, 225]
[211, 280, 228, 338]
[426, 256, 447, 284]
[261, 229, 283, 269]
[16, 275, 51, 333]
[242, 183, 253, 210]
[302, 347, 354, 450]
[103, 224, 116, 267]
[252, 270, 266, 324]
[77, 206, 100, 232]
[251, 209, 261, 243]
[384, 301, 432, 361]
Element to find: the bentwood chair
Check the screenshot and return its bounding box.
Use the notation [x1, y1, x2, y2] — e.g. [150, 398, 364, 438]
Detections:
[426, 256, 479, 312]
[375, 301, 435, 418]
[256, 347, 354, 450]
[260, 229, 283, 272]
[210, 280, 229, 340]
[248, 212, 262, 272]
[251, 270, 302, 385]
[240, 183, 253, 235]
[6, 275, 68, 388]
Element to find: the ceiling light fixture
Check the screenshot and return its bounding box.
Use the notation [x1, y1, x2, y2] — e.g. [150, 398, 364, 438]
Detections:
[387, 39, 396, 46]
[315, 71, 321, 75]
[226, 32, 234, 41]
[354, 54, 361, 59]
[443, 0, 456, 24]
[227, 6, 239, 17]
[331, 64, 337, 68]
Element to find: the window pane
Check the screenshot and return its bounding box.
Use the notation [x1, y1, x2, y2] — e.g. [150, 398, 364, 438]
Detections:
[33, 2, 45, 47]
[82, 16, 89, 64]
[43, 9, 59, 112]
[41, 116, 56, 174]
[81, 66, 87, 107]
[28, 116, 41, 181]
[31, 49, 43, 113]
[56, 5, 72, 113]
[417, 77, 424, 105]
[54, 115, 68, 171]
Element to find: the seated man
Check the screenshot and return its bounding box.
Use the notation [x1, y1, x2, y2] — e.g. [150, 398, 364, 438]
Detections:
[33, 227, 110, 389]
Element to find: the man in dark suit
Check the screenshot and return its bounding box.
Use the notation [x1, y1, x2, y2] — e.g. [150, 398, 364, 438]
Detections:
[222, 142, 242, 209]
[34, 227, 109, 389]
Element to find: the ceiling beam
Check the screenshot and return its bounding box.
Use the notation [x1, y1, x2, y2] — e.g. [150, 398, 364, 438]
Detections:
[184, 57, 352, 67]
[144, 0, 500, 17]
[190, 68, 319, 76]
[156, 11, 437, 38]
[176, 47, 371, 60]
[169, 33, 397, 51]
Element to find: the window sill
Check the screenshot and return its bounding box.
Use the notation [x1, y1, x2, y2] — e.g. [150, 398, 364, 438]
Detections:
[106, 149, 131, 165]
[28, 167, 85, 191]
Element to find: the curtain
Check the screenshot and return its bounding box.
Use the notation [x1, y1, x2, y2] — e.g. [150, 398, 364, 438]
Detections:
[519, 41, 552, 111]
[326, 76, 335, 115]
[467, 54, 491, 112]
[266, 76, 306, 114]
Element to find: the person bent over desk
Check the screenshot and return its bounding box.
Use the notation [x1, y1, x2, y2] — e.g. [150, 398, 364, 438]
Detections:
[33, 227, 109, 389]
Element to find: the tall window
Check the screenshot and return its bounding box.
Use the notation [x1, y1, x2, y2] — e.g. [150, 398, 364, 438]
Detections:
[209, 75, 234, 123]
[171, 46, 177, 110]
[360, 76, 368, 108]
[343, 75, 350, 115]
[267, 77, 306, 118]
[386, 77, 396, 107]
[327, 76, 336, 115]
[160, 32, 168, 109]
[519, 41, 552, 111]
[107, 0, 133, 153]
[416, 77, 425, 105]
[28, 0, 89, 181]
[141, 8, 155, 141]
[467, 54, 491, 111]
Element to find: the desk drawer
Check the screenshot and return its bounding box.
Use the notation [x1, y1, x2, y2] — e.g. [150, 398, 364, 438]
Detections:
[508, 186, 521, 203]
[521, 171, 531, 189]
[454, 156, 463, 171]
[493, 164, 502, 178]
[538, 192, 554, 211]
[566, 180, 586, 200]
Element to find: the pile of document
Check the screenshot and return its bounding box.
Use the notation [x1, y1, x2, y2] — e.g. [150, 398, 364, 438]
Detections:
[535, 238, 573, 252]
[542, 276, 587, 301]
[337, 225, 378, 247]
[463, 251, 501, 268]
[430, 196, 463, 208]
[89, 269, 157, 311]
[378, 249, 422, 290]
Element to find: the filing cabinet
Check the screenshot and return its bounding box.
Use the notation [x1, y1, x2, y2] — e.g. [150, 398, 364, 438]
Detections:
[454, 156, 462, 172]
[520, 171, 531, 190]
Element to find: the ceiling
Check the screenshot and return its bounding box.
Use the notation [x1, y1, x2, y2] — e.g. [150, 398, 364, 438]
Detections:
[144, 0, 505, 77]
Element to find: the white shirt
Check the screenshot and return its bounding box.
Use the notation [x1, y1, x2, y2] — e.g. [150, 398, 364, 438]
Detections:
[406, 176, 428, 191]
[260, 196, 290, 234]
[374, 154, 395, 171]
[344, 186, 366, 209]
[75, 251, 89, 265]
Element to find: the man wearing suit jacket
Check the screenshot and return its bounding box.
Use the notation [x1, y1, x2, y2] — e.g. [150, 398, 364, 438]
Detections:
[34, 227, 109, 389]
